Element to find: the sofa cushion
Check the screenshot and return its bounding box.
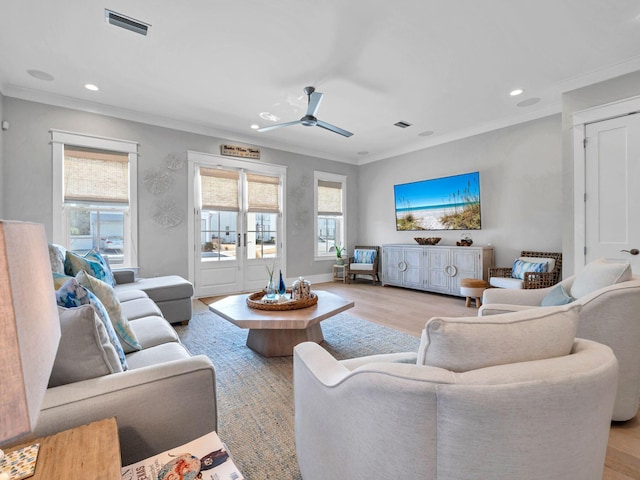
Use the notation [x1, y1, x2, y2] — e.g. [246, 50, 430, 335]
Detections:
[65, 249, 116, 287]
[76, 270, 141, 354]
[49, 306, 123, 387]
[48, 243, 67, 275]
[353, 249, 376, 264]
[489, 277, 523, 289]
[511, 258, 548, 279]
[349, 263, 375, 271]
[541, 283, 574, 306]
[113, 275, 193, 302]
[55, 277, 127, 370]
[570, 258, 632, 299]
[125, 342, 192, 370]
[416, 304, 580, 372]
[129, 316, 180, 349]
[519, 256, 556, 273]
[116, 289, 149, 303]
[120, 297, 164, 321]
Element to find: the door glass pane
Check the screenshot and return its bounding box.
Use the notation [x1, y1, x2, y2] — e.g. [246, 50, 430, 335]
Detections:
[201, 210, 237, 262]
[247, 213, 278, 260]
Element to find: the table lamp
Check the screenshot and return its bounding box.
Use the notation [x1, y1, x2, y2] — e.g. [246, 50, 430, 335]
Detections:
[0, 221, 61, 479]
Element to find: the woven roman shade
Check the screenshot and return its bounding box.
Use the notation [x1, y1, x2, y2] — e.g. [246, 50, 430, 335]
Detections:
[247, 173, 280, 213]
[64, 147, 129, 204]
[318, 180, 342, 215]
[200, 168, 240, 211]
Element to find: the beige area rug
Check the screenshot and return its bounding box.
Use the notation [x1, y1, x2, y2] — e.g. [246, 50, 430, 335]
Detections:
[174, 300, 420, 480]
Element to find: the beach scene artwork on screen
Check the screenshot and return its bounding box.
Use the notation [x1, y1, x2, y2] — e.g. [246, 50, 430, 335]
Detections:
[394, 172, 481, 231]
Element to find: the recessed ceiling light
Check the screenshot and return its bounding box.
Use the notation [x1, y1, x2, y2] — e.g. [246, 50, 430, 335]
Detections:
[418, 130, 434, 137]
[260, 112, 279, 122]
[27, 69, 54, 81]
[250, 124, 260, 130]
[510, 88, 524, 96]
[84, 84, 99, 91]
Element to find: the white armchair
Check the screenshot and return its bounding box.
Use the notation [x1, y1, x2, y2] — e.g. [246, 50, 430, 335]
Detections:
[481, 259, 640, 421]
[294, 305, 618, 480]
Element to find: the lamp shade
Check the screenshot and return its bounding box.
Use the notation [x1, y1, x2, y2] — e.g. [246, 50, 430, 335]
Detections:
[0, 221, 61, 444]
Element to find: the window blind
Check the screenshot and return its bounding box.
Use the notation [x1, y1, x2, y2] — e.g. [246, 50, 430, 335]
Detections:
[247, 173, 280, 213]
[64, 147, 129, 204]
[200, 167, 240, 211]
[318, 180, 343, 215]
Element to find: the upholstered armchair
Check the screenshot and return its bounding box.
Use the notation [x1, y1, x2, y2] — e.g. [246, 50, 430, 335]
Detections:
[481, 258, 640, 421]
[294, 305, 618, 480]
[346, 245, 379, 285]
[489, 250, 562, 289]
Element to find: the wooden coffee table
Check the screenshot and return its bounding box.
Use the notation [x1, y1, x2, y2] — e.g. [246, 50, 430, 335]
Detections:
[207, 290, 354, 357]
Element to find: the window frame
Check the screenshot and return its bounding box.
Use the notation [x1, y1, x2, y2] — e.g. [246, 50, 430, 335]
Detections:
[51, 130, 139, 268]
[314, 171, 347, 260]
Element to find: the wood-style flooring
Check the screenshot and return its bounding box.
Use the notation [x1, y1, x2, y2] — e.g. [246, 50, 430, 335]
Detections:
[315, 280, 640, 480]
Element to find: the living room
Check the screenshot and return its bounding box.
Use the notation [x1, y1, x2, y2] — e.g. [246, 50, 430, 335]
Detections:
[2, 2, 640, 479]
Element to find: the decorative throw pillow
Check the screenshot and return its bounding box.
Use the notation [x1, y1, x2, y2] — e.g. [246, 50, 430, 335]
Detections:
[353, 249, 376, 264]
[52, 272, 73, 289]
[416, 304, 580, 372]
[49, 306, 123, 387]
[511, 259, 548, 279]
[76, 270, 141, 353]
[48, 243, 67, 275]
[55, 277, 128, 370]
[570, 258, 632, 299]
[65, 250, 116, 287]
[541, 283, 574, 306]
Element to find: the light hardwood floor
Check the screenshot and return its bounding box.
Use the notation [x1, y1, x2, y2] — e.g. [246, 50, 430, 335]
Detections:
[315, 280, 640, 480]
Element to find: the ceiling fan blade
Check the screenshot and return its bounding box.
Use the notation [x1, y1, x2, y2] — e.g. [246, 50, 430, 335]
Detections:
[306, 92, 323, 117]
[316, 120, 353, 137]
[257, 120, 303, 132]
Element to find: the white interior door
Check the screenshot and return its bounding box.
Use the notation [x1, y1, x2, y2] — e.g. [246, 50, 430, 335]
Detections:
[188, 152, 286, 297]
[584, 113, 640, 272]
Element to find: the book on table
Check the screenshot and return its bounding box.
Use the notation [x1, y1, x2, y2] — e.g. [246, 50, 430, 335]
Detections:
[121, 431, 243, 480]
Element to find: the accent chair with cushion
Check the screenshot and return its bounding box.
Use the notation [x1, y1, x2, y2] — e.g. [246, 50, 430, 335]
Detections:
[346, 245, 379, 285]
[294, 304, 618, 480]
[480, 258, 640, 421]
[489, 250, 562, 289]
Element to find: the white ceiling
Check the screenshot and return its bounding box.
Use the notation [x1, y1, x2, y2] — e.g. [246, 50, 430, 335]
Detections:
[1, 1, 640, 165]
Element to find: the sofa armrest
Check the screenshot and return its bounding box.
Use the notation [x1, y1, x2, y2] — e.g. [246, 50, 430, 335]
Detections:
[31, 355, 216, 466]
[478, 303, 538, 316]
[113, 269, 135, 284]
[482, 285, 552, 306]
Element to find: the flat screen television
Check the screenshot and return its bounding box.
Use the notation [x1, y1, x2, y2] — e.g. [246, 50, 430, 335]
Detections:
[394, 171, 481, 231]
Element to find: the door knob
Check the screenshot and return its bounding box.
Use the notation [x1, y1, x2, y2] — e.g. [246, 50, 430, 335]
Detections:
[620, 248, 639, 255]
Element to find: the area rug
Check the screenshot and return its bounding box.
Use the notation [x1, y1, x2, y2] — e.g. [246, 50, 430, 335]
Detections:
[173, 300, 420, 480]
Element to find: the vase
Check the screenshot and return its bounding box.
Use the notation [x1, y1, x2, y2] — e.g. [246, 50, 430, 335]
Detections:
[336, 257, 344, 265]
[266, 277, 276, 299]
[278, 270, 287, 296]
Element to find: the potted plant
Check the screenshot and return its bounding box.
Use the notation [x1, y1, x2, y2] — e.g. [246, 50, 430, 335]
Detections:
[335, 245, 345, 265]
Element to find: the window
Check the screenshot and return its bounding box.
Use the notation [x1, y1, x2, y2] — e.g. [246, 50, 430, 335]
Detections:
[315, 171, 346, 258]
[51, 130, 138, 268]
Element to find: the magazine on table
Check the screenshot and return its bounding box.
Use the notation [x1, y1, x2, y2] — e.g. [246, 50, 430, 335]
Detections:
[121, 431, 243, 480]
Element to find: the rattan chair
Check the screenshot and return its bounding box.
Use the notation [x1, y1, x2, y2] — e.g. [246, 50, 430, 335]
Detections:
[489, 251, 562, 289]
[346, 246, 380, 285]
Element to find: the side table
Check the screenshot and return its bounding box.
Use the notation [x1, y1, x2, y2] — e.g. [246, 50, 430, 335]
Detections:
[332, 263, 348, 283]
[2, 418, 121, 479]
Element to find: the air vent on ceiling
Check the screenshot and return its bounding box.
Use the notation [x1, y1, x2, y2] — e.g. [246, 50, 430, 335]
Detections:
[105, 9, 150, 36]
[394, 121, 412, 128]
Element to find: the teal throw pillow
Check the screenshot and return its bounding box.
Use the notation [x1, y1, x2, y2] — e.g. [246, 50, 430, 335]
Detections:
[354, 249, 376, 263]
[511, 259, 548, 280]
[55, 277, 128, 370]
[65, 250, 116, 287]
[541, 283, 574, 306]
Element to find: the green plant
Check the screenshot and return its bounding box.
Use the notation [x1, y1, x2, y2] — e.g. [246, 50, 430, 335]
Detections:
[335, 245, 345, 258]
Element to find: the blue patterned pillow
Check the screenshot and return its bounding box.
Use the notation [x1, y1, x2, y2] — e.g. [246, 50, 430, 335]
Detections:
[511, 259, 548, 280]
[55, 277, 128, 370]
[65, 250, 116, 287]
[354, 249, 376, 264]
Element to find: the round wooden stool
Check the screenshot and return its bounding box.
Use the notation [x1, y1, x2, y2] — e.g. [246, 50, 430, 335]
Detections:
[460, 278, 487, 308]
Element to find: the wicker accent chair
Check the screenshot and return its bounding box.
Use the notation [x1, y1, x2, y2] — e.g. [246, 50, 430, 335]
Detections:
[489, 251, 562, 289]
[346, 246, 380, 285]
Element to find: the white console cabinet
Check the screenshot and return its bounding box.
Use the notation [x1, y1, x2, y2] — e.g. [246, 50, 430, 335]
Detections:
[382, 244, 494, 297]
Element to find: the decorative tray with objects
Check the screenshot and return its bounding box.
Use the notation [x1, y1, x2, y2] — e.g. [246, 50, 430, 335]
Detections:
[246, 291, 318, 311]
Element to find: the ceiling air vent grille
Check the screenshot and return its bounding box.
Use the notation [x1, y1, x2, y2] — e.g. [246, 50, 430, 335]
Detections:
[394, 121, 412, 128]
[105, 9, 150, 36]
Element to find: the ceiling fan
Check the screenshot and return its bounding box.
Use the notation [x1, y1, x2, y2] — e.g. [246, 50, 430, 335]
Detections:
[257, 86, 353, 137]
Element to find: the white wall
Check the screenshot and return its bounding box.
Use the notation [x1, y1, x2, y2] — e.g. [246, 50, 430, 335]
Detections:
[1, 97, 359, 280]
[358, 115, 563, 268]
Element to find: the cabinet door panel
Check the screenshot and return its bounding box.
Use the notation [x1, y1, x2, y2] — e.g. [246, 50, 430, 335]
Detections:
[451, 249, 480, 294]
[426, 248, 450, 292]
[403, 247, 423, 287]
[382, 247, 403, 285]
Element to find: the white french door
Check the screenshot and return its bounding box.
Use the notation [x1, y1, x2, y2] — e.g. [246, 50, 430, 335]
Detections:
[188, 152, 286, 297]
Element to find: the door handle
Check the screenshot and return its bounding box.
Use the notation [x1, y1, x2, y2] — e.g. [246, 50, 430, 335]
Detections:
[237, 233, 241, 247]
[620, 248, 639, 255]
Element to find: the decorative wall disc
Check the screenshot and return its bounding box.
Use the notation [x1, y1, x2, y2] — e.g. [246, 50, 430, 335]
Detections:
[143, 167, 173, 194]
[152, 197, 183, 228]
[165, 154, 185, 171]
